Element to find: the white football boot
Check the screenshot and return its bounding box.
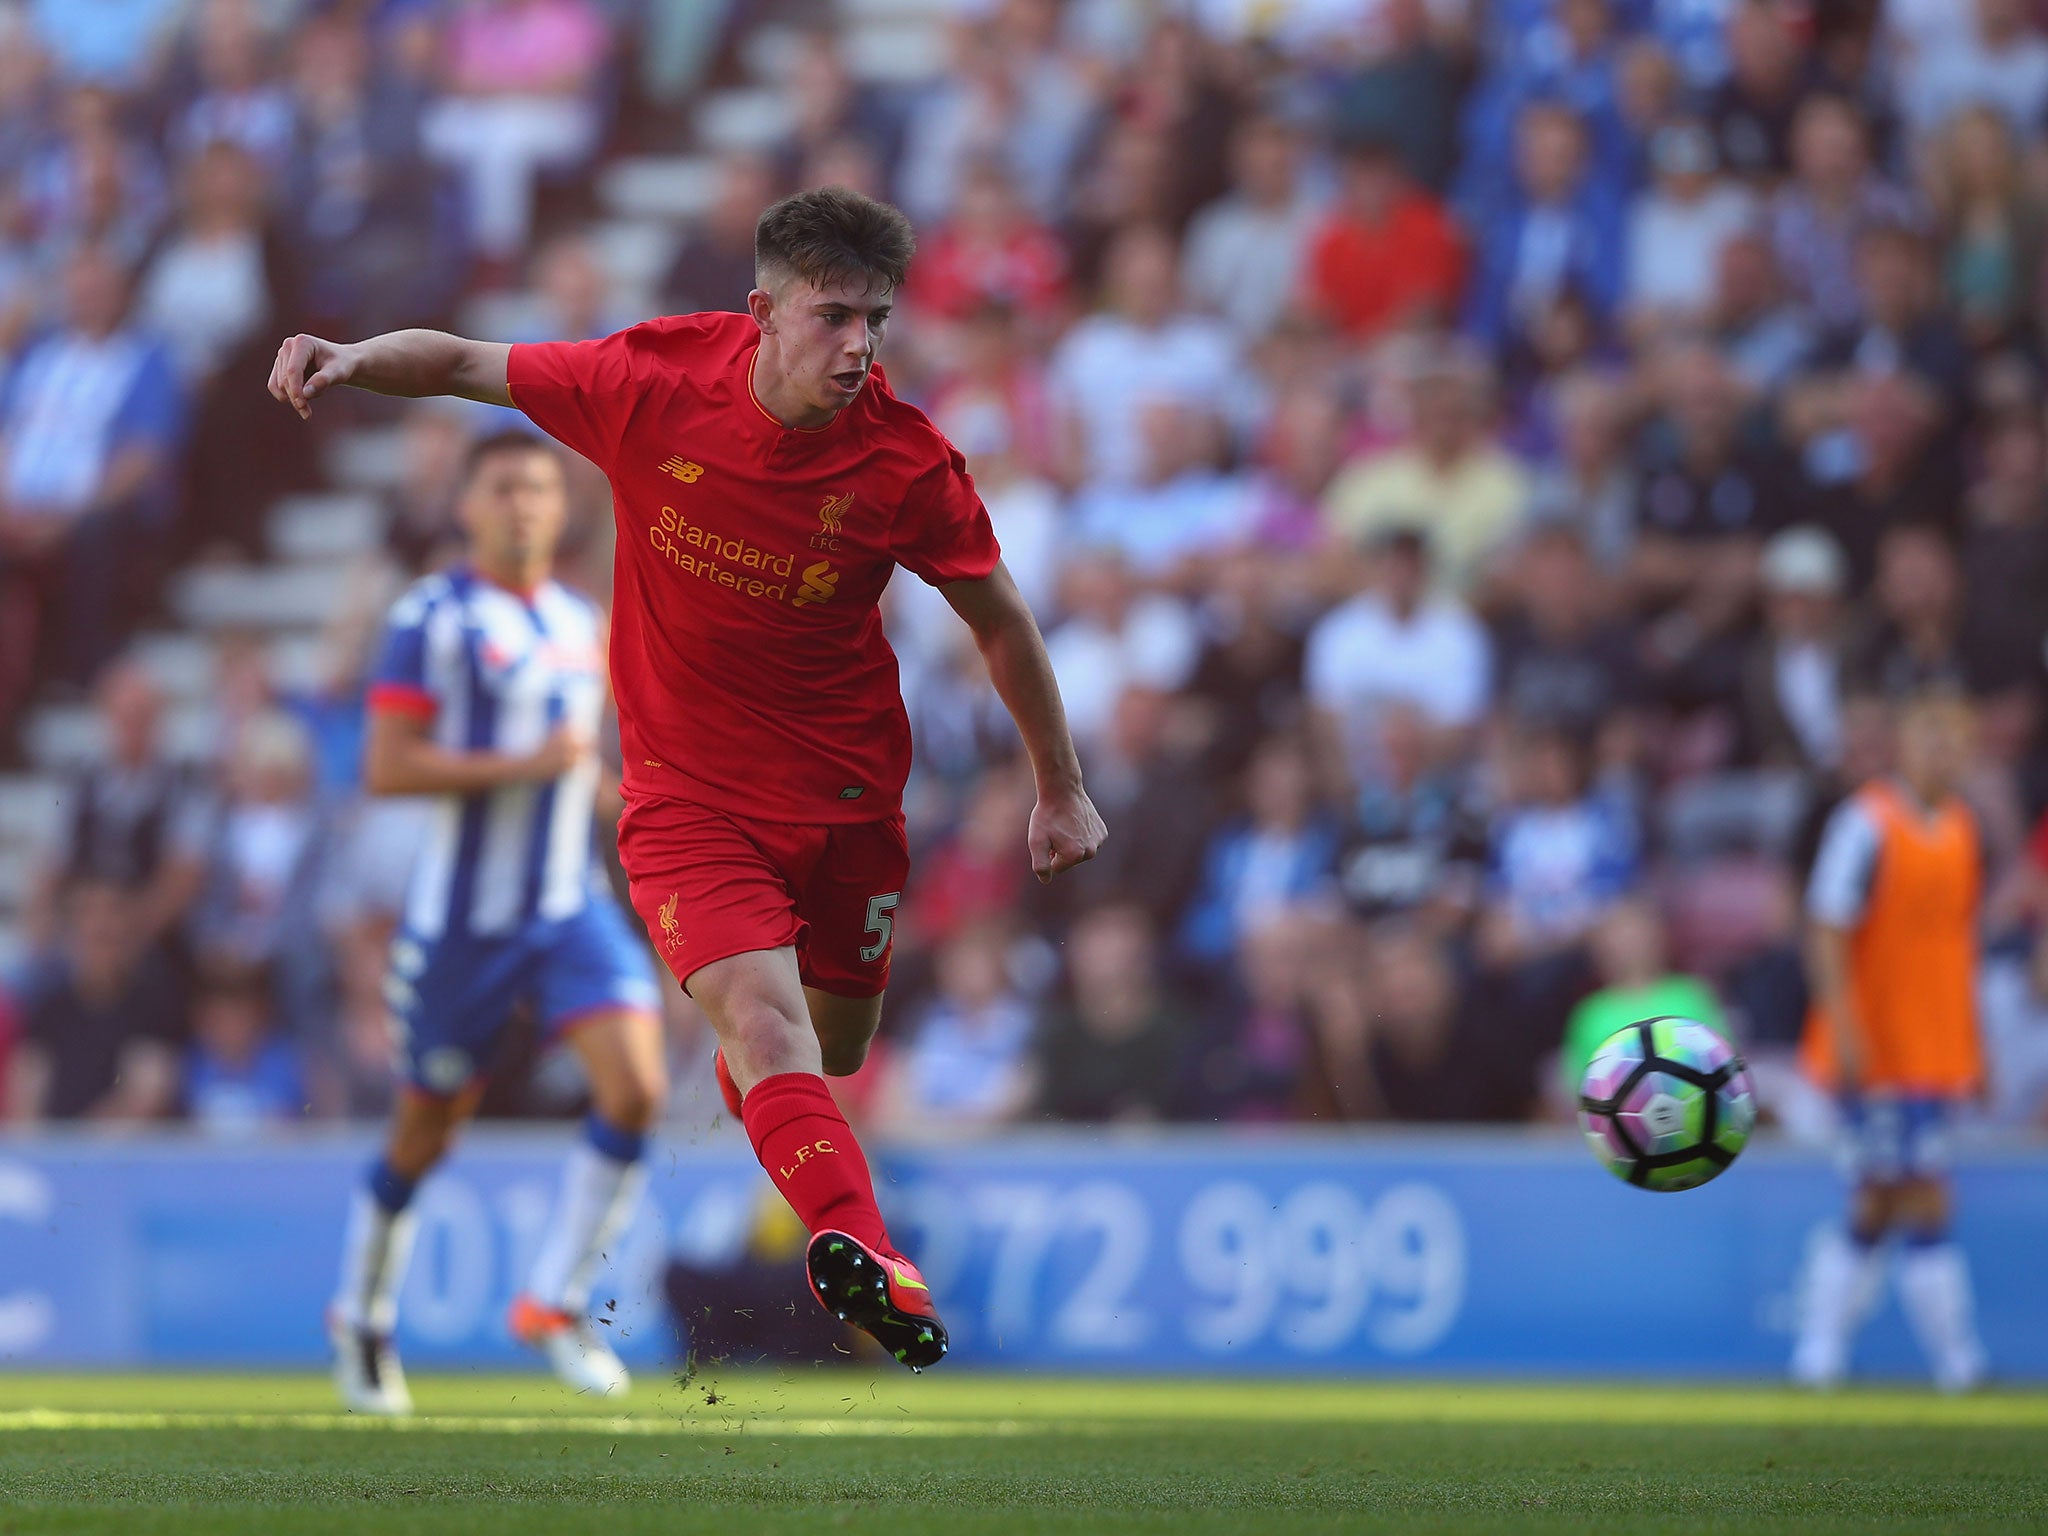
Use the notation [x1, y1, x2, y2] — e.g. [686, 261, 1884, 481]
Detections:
[508, 1294, 630, 1397]
[328, 1308, 414, 1416]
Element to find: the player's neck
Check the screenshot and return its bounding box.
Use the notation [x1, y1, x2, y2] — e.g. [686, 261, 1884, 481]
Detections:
[750, 343, 842, 432]
[470, 558, 548, 601]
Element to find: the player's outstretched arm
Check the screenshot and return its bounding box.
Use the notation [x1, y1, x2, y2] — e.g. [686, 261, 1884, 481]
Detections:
[267, 329, 513, 419]
[943, 561, 1106, 884]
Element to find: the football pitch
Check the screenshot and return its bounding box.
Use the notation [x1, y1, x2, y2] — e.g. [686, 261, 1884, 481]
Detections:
[2, 1373, 2044, 1535]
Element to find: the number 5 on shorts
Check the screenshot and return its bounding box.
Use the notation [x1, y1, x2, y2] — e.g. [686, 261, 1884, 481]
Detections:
[860, 892, 901, 963]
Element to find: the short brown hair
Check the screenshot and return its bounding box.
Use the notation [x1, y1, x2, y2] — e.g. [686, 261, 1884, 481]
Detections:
[755, 186, 916, 295]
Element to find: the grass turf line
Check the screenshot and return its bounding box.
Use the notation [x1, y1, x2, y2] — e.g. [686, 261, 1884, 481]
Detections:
[0, 1374, 2042, 1536]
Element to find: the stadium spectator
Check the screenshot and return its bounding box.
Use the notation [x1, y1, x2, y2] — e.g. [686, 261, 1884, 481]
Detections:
[1065, 682, 1218, 938]
[1306, 527, 1491, 793]
[1743, 524, 1853, 773]
[1302, 136, 1464, 346]
[1525, 370, 1639, 572]
[1178, 734, 1341, 972]
[0, 241, 185, 686]
[1327, 0, 1463, 194]
[280, 10, 445, 335]
[1706, 230, 1815, 395]
[1464, 100, 1625, 357]
[1628, 343, 1778, 717]
[1181, 913, 1319, 1123]
[27, 0, 184, 91]
[921, 298, 1059, 495]
[1322, 339, 1529, 596]
[1896, 0, 2048, 145]
[1332, 701, 1488, 936]
[6, 879, 181, 1123]
[1182, 114, 1319, 343]
[876, 922, 1036, 1132]
[1493, 522, 1643, 750]
[184, 961, 306, 1135]
[189, 710, 333, 1044]
[1477, 722, 1638, 1076]
[1044, 553, 1200, 756]
[169, 0, 294, 181]
[1070, 400, 1254, 584]
[138, 140, 283, 386]
[1770, 93, 1919, 329]
[1306, 922, 1524, 1122]
[1625, 120, 1756, 336]
[768, 26, 898, 193]
[1048, 224, 1238, 493]
[1707, 0, 1815, 181]
[1791, 221, 1969, 443]
[23, 85, 166, 275]
[912, 161, 1068, 329]
[1927, 105, 2044, 353]
[419, 0, 611, 271]
[23, 658, 211, 962]
[896, 16, 1093, 226]
[1557, 896, 1725, 1097]
[1034, 903, 1186, 1122]
[660, 150, 776, 317]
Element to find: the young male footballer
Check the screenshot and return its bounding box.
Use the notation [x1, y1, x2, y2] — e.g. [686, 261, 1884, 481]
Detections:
[329, 429, 666, 1413]
[273, 187, 1105, 1375]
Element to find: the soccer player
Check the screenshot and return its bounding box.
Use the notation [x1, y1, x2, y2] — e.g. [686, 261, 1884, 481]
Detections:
[1792, 683, 1989, 1392]
[328, 429, 667, 1414]
[271, 188, 1105, 1371]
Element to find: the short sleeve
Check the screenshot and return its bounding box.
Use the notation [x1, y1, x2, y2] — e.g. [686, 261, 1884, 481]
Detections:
[365, 589, 439, 720]
[1807, 798, 1883, 927]
[890, 445, 1001, 587]
[506, 323, 655, 470]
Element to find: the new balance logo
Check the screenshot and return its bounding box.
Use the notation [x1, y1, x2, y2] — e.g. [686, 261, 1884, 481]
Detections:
[659, 456, 705, 483]
[793, 560, 839, 607]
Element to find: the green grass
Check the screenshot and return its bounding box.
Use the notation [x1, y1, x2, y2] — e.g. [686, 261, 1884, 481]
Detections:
[1, 1372, 2043, 1535]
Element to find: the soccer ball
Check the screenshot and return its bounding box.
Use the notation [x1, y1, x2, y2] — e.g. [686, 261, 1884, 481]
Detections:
[1577, 1017, 1757, 1191]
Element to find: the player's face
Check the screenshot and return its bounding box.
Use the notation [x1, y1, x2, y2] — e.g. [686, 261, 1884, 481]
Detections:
[756, 274, 894, 417]
[458, 448, 568, 575]
[1896, 699, 1973, 796]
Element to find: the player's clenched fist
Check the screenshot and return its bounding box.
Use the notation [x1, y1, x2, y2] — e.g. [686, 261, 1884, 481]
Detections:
[268, 333, 357, 420]
[1029, 784, 1106, 884]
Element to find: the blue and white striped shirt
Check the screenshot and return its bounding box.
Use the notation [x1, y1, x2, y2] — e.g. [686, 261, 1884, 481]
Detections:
[368, 566, 609, 940]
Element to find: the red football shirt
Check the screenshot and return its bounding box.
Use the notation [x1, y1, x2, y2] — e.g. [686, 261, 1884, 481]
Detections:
[507, 311, 1001, 823]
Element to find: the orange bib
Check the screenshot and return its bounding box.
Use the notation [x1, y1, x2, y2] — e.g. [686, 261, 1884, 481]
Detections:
[1802, 781, 1982, 1095]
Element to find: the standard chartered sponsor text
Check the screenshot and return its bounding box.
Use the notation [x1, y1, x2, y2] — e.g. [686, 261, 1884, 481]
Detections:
[649, 505, 798, 601]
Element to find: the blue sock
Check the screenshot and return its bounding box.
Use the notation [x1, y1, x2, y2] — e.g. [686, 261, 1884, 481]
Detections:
[1902, 1225, 1950, 1250]
[367, 1159, 418, 1215]
[583, 1111, 646, 1165]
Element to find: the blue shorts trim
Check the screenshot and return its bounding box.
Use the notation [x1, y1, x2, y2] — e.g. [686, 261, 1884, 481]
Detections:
[384, 900, 660, 1094]
[1839, 1094, 1955, 1182]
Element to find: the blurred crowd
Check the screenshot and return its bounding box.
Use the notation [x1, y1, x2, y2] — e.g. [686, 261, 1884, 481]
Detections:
[6, 0, 2048, 1142]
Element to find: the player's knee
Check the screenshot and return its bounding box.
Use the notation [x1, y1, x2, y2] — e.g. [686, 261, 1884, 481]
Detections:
[1897, 1176, 1950, 1234]
[719, 996, 812, 1074]
[597, 1068, 667, 1133]
[1850, 1182, 1896, 1239]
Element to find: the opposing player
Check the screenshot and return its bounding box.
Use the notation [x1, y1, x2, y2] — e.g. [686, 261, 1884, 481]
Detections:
[272, 188, 1105, 1370]
[1792, 682, 1989, 1392]
[329, 430, 667, 1413]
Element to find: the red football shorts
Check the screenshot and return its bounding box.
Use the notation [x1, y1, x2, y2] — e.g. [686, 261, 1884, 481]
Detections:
[617, 795, 909, 998]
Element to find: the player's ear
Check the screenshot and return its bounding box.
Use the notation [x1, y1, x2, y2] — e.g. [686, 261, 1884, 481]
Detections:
[747, 287, 775, 333]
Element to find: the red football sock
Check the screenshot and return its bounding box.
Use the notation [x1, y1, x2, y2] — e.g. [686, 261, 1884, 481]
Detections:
[740, 1072, 892, 1255]
[713, 1049, 745, 1119]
